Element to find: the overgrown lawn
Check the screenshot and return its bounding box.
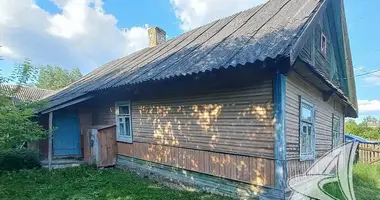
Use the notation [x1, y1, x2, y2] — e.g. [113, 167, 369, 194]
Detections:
[323, 163, 380, 200]
[0, 166, 232, 200]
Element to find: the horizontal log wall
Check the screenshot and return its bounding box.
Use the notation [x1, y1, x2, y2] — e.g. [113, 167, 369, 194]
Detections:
[92, 101, 115, 126]
[91, 79, 276, 186]
[131, 80, 275, 157]
[117, 155, 283, 199]
[285, 72, 344, 177]
[118, 142, 275, 186]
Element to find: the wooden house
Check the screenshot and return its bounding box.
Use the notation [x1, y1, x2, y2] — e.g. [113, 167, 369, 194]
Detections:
[36, 0, 357, 199]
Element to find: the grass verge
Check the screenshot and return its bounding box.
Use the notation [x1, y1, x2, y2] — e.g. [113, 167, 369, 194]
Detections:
[0, 165, 232, 200]
[323, 163, 380, 200]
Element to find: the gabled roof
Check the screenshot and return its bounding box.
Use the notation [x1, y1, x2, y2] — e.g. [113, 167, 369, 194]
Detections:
[0, 84, 54, 101]
[42, 0, 330, 111]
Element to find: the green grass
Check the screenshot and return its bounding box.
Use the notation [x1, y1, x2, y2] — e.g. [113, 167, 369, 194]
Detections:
[0, 166, 232, 200]
[323, 163, 380, 200]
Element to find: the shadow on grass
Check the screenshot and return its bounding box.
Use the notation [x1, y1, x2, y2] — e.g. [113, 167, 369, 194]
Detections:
[323, 163, 380, 200]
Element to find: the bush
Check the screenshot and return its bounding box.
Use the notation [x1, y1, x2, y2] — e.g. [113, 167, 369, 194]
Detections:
[0, 148, 41, 171]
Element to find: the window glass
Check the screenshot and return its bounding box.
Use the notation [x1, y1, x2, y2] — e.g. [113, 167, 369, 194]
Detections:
[301, 134, 306, 153]
[307, 125, 312, 152]
[125, 118, 131, 136]
[333, 117, 340, 131]
[119, 105, 130, 115]
[332, 115, 340, 148]
[119, 122, 125, 136]
[301, 105, 312, 122]
[300, 98, 315, 161]
[116, 102, 132, 143]
[302, 125, 307, 135]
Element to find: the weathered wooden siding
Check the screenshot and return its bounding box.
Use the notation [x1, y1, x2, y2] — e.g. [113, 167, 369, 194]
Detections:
[112, 80, 275, 186]
[131, 80, 274, 157]
[298, 1, 347, 93]
[98, 126, 118, 167]
[286, 72, 344, 177]
[79, 109, 92, 156]
[118, 142, 275, 186]
[92, 101, 115, 126]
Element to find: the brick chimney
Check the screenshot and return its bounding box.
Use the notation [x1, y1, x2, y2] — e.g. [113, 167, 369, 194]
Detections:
[148, 26, 166, 47]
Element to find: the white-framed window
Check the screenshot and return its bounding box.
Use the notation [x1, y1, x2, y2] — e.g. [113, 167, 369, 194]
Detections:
[115, 101, 132, 143]
[299, 98, 316, 161]
[321, 32, 327, 56]
[332, 114, 341, 148]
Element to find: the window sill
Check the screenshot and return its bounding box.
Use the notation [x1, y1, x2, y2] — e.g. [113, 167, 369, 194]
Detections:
[300, 154, 315, 161]
[117, 137, 132, 143]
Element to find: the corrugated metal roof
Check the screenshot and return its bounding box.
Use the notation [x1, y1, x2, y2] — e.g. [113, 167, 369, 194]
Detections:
[345, 134, 379, 144]
[1, 84, 54, 101]
[42, 0, 323, 111]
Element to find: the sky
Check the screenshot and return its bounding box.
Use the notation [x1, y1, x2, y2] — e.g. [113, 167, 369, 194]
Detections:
[0, 0, 379, 120]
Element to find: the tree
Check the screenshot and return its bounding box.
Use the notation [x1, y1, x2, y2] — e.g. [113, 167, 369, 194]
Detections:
[10, 58, 38, 86]
[345, 117, 380, 140]
[0, 59, 46, 149]
[36, 65, 82, 90]
[362, 116, 378, 125]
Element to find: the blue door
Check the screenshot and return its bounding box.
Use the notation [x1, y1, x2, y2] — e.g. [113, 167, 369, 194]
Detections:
[53, 110, 81, 156]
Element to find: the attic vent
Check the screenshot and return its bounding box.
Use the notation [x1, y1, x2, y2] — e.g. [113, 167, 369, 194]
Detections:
[321, 33, 327, 56]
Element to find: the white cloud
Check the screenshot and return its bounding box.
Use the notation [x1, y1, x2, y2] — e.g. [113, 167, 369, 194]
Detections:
[0, 0, 149, 73]
[358, 100, 380, 113]
[0, 45, 19, 58]
[170, 0, 267, 31]
[363, 72, 380, 86]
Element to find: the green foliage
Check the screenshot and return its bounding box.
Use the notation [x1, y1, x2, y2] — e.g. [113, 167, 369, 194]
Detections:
[0, 101, 46, 149]
[345, 117, 380, 140]
[10, 59, 39, 86]
[323, 163, 380, 200]
[0, 166, 231, 200]
[0, 59, 47, 149]
[36, 65, 82, 90]
[0, 149, 40, 171]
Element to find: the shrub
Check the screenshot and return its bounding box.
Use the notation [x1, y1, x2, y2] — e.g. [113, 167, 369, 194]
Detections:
[0, 148, 41, 171]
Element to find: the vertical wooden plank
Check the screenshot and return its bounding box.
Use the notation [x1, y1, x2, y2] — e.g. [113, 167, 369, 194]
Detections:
[231, 155, 237, 181]
[188, 149, 193, 170]
[271, 159, 275, 186]
[218, 153, 224, 178]
[242, 156, 250, 182]
[48, 112, 53, 171]
[174, 146, 179, 168]
[250, 157, 257, 184]
[236, 155, 242, 180]
[226, 154, 232, 179]
[216, 153, 221, 177]
[273, 74, 287, 190]
[204, 151, 209, 174]
[359, 144, 363, 162]
[199, 150, 204, 172]
[177, 148, 183, 168]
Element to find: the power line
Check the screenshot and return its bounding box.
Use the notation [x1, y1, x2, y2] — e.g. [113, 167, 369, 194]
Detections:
[343, 69, 380, 80]
[354, 67, 380, 79]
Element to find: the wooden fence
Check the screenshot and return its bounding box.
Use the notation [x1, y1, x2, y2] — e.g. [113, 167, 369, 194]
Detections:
[358, 143, 380, 164]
